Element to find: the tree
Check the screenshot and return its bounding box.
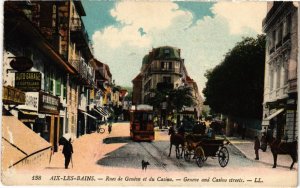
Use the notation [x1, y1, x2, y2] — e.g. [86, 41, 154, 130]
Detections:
[169, 86, 195, 113]
[148, 86, 195, 128]
[148, 86, 195, 113]
[202, 35, 265, 119]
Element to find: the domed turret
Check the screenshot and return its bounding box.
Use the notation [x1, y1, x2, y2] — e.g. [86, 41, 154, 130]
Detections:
[153, 46, 181, 60]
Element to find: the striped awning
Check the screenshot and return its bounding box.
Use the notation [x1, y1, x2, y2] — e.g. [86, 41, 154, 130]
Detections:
[97, 106, 110, 117]
[93, 108, 106, 116]
[262, 108, 284, 125]
[82, 112, 97, 119]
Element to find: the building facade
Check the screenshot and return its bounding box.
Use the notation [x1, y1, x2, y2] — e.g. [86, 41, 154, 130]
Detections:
[2, 1, 118, 152]
[132, 46, 203, 122]
[262, 2, 298, 141]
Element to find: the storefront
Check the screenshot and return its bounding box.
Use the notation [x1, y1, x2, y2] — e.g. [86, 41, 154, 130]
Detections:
[77, 110, 97, 136]
[38, 92, 60, 152]
[263, 96, 298, 142]
[17, 92, 39, 132]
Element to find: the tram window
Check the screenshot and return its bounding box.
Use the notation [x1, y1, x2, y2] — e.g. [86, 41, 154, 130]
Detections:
[143, 113, 148, 121]
[134, 113, 141, 123]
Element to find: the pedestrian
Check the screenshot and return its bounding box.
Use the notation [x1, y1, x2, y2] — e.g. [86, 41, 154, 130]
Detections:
[260, 132, 267, 152]
[254, 136, 260, 160]
[242, 123, 246, 139]
[153, 115, 158, 127]
[62, 138, 73, 169]
[104, 116, 107, 126]
[108, 123, 112, 134]
[108, 116, 113, 134]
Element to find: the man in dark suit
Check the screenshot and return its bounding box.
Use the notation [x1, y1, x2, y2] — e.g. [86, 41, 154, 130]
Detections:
[254, 136, 260, 160]
[63, 138, 73, 169]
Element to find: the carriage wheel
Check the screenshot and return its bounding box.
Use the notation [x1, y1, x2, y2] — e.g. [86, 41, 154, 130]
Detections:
[184, 149, 191, 162]
[195, 146, 205, 167]
[218, 146, 229, 167]
[196, 156, 205, 167]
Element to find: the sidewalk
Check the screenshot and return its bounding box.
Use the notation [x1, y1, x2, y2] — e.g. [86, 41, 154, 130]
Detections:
[226, 136, 297, 170]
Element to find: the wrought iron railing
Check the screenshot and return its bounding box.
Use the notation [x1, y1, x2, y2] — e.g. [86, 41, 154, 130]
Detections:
[69, 59, 80, 72]
[70, 17, 90, 46]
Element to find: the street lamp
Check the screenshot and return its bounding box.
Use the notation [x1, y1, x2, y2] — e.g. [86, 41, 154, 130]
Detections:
[165, 95, 169, 128]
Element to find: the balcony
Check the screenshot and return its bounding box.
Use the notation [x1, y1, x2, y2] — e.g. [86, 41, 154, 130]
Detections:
[87, 66, 95, 87]
[79, 62, 88, 80]
[269, 85, 288, 101]
[70, 17, 90, 48]
[149, 67, 181, 75]
[69, 59, 80, 72]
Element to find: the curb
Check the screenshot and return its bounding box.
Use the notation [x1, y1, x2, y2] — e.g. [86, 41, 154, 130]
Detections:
[225, 137, 292, 169]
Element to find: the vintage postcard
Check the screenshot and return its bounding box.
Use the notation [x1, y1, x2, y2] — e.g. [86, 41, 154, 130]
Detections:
[1, 0, 299, 187]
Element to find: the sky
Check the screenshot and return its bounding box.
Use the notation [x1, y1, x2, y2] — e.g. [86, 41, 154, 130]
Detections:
[81, 1, 267, 94]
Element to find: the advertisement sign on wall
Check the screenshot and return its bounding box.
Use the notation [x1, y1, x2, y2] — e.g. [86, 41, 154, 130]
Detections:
[38, 92, 60, 115]
[17, 92, 39, 111]
[15, 72, 41, 91]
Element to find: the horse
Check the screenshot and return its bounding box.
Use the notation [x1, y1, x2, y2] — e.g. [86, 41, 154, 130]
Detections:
[168, 126, 185, 159]
[265, 132, 297, 170]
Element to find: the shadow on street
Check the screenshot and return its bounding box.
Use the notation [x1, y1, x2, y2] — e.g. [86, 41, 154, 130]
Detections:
[103, 136, 132, 144]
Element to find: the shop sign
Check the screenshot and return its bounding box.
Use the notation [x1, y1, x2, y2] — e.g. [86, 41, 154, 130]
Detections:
[10, 56, 33, 71]
[15, 72, 41, 91]
[90, 89, 95, 100]
[2, 86, 26, 105]
[287, 99, 296, 104]
[38, 92, 60, 115]
[17, 92, 39, 111]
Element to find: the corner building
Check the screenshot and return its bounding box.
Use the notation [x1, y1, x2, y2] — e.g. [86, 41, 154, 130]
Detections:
[262, 2, 298, 141]
[132, 46, 203, 119]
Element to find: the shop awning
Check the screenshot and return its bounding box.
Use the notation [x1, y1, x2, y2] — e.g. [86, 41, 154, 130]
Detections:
[18, 110, 38, 123]
[2, 115, 51, 169]
[82, 112, 97, 119]
[97, 107, 110, 116]
[265, 108, 284, 121]
[93, 108, 105, 116]
[262, 108, 284, 126]
[19, 110, 38, 116]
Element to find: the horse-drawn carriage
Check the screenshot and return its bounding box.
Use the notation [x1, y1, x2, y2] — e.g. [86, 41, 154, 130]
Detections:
[183, 134, 230, 167]
[168, 125, 230, 168]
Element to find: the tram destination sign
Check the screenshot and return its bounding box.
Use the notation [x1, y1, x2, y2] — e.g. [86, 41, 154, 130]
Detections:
[15, 72, 41, 91]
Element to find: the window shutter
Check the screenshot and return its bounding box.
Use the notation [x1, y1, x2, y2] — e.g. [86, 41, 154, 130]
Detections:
[49, 71, 54, 94]
[168, 62, 172, 69]
[44, 70, 49, 92]
[55, 74, 61, 96]
[161, 61, 164, 69]
[63, 77, 67, 99]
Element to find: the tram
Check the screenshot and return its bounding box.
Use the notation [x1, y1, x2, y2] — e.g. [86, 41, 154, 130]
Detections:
[130, 104, 155, 141]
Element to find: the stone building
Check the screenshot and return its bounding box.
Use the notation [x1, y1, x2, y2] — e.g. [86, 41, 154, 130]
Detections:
[262, 2, 298, 141]
[2, 1, 105, 150]
[132, 46, 203, 123]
